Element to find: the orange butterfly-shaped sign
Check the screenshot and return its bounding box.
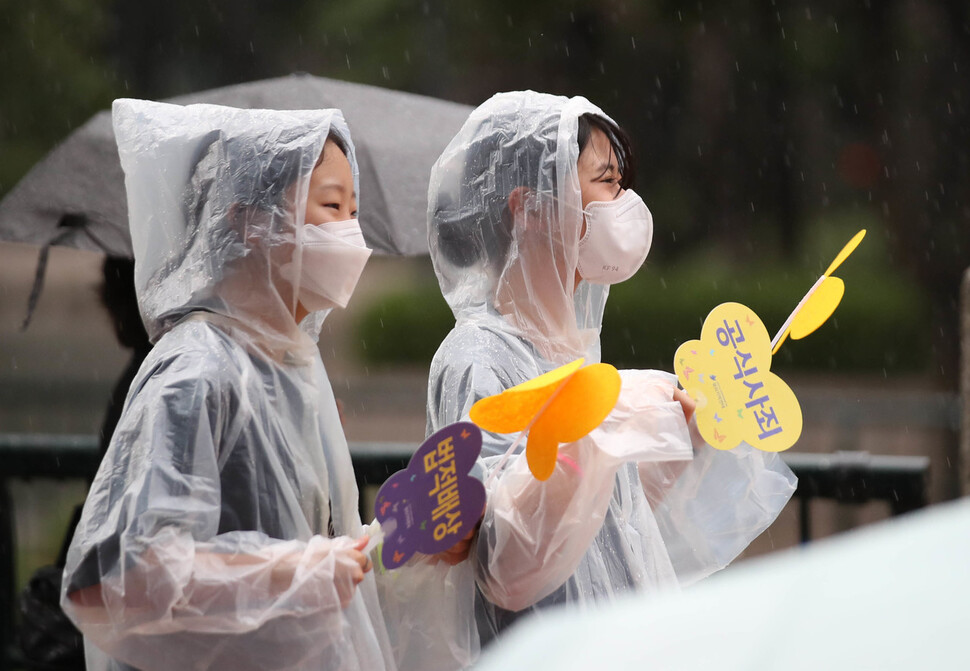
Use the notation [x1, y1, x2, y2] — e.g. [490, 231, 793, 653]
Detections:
[470, 358, 621, 481]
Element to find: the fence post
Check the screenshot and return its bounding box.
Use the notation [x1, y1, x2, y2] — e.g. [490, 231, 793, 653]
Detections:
[961, 268, 970, 497]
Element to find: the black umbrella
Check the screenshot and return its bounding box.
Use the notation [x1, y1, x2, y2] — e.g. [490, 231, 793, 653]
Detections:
[0, 73, 473, 258]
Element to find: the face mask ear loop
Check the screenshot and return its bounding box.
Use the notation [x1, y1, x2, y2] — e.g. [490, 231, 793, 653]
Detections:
[290, 224, 306, 318]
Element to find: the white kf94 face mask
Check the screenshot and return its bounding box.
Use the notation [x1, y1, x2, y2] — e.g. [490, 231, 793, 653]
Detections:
[577, 188, 653, 285]
[285, 219, 373, 312]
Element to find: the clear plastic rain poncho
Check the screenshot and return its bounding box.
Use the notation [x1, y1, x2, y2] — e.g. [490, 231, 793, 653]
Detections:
[61, 99, 395, 671]
[424, 91, 798, 651]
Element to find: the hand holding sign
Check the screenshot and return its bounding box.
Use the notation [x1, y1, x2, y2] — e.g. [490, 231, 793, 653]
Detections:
[374, 422, 486, 570]
[470, 358, 622, 481]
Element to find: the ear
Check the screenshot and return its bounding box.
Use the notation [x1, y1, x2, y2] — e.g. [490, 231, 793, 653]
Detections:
[227, 202, 267, 246]
[227, 202, 249, 232]
[507, 186, 532, 218]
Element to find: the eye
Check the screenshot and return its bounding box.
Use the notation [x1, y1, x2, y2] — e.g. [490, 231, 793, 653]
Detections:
[351, 210, 359, 218]
[324, 203, 341, 210]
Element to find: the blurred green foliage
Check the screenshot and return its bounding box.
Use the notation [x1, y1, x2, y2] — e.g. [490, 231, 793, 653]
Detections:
[0, 1, 117, 194]
[355, 215, 931, 374]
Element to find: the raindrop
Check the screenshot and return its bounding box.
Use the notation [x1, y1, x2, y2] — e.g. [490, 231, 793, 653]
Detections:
[631, 36, 636, 49]
[382, 66, 390, 80]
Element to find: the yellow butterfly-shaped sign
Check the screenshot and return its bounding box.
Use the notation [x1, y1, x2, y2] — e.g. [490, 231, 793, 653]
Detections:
[470, 358, 621, 480]
[675, 303, 802, 452]
[771, 229, 866, 353]
[674, 228, 865, 453]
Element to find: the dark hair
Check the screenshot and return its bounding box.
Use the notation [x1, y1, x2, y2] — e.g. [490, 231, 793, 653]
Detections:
[577, 114, 637, 190]
[100, 256, 149, 350]
[434, 111, 636, 269]
[323, 130, 349, 161]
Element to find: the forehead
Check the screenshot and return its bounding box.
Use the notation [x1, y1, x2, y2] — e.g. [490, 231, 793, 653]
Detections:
[310, 140, 353, 183]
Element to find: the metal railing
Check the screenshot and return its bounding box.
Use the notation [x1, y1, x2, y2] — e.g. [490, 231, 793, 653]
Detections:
[0, 434, 931, 670]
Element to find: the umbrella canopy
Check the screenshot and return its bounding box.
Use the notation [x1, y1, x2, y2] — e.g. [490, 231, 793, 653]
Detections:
[0, 73, 473, 257]
[475, 498, 970, 671]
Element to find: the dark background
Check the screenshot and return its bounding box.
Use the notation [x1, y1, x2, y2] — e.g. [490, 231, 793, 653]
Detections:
[1, 0, 967, 383]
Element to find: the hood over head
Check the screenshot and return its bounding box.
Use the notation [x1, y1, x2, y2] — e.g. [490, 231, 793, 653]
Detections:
[113, 99, 359, 357]
[428, 90, 615, 364]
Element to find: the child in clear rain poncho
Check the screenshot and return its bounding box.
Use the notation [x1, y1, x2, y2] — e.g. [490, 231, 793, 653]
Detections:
[424, 91, 798, 652]
[60, 100, 396, 671]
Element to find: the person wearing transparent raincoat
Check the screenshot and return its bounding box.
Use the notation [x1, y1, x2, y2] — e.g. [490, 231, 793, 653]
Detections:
[60, 99, 396, 671]
[424, 91, 798, 649]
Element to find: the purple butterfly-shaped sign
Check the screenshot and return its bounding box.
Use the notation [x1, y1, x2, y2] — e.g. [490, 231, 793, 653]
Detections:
[375, 422, 486, 570]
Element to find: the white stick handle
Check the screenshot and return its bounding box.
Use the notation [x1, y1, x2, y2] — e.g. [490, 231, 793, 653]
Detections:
[771, 274, 826, 352]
